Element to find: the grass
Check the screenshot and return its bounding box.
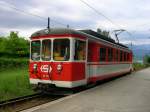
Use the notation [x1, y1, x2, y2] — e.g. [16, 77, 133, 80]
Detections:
[0, 66, 34, 102]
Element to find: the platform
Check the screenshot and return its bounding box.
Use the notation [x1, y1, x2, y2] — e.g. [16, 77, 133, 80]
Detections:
[23, 68, 150, 112]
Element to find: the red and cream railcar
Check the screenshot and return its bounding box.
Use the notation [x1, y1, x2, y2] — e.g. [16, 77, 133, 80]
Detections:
[29, 28, 132, 88]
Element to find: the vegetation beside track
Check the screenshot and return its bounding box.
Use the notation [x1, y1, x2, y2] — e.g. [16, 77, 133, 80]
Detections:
[133, 62, 150, 71]
[0, 58, 28, 72]
[133, 55, 150, 71]
[0, 66, 34, 102]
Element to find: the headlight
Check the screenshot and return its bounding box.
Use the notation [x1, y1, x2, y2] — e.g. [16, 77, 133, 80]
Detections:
[33, 64, 37, 69]
[57, 64, 62, 72]
[33, 64, 37, 73]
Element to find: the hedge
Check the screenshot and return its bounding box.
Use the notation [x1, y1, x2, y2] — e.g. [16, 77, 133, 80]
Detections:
[0, 58, 29, 71]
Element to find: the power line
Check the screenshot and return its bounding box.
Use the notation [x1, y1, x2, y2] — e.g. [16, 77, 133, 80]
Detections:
[0, 1, 67, 27]
[79, 0, 133, 40]
[79, 0, 121, 28]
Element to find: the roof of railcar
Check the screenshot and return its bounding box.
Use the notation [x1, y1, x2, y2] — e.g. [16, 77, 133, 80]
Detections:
[31, 28, 84, 37]
[31, 28, 129, 49]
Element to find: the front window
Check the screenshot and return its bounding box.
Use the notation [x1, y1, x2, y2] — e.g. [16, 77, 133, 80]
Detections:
[42, 39, 51, 61]
[31, 41, 40, 61]
[74, 40, 86, 60]
[53, 39, 70, 61]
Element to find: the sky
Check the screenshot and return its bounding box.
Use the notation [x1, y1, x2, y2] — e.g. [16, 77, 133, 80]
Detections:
[0, 0, 150, 45]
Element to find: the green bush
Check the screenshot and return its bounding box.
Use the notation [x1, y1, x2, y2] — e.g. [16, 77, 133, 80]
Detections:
[133, 62, 147, 71]
[0, 58, 29, 71]
[143, 55, 150, 66]
[0, 31, 29, 58]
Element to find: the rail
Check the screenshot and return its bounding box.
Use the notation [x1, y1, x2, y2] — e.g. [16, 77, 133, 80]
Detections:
[0, 93, 64, 111]
[0, 93, 42, 107]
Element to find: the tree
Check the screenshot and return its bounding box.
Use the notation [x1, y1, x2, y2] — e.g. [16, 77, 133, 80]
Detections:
[0, 37, 8, 55]
[8, 31, 19, 39]
[0, 31, 29, 57]
[97, 28, 110, 37]
[143, 55, 150, 66]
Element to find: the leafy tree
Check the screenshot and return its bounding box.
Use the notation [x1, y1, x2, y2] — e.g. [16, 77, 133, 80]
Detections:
[8, 31, 19, 39]
[97, 28, 110, 37]
[0, 31, 29, 57]
[0, 37, 8, 56]
[143, 55, 150, 66]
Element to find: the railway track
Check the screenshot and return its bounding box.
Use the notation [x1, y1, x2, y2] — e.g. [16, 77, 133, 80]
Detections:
[0, 93, 65, 112]
[0, 93, 41, 106]
[0, 86, 87, 112]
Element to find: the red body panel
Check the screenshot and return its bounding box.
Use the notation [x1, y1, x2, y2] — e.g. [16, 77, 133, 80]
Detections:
[88, 42, 99, 62]
[29, 62, 85, 81]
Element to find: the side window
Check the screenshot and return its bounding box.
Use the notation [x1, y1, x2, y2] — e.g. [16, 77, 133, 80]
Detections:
[124, 52, 127, 62]
[120, 51, 123, 62]
[108, 48, 113, 62]
[74, 40, 86, 60]
[99, 47, 106, 62]
[116, 49, 119, 62]
[42, 39, 51, 61]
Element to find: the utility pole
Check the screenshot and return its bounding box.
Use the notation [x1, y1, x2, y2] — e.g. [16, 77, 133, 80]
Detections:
[47, 17, 50, 29]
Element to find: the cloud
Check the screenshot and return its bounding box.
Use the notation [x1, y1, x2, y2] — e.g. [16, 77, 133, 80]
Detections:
[0, 0, 150, 45]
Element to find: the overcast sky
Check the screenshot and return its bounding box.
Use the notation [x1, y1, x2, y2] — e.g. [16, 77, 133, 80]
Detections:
[0, 0, 150, 45]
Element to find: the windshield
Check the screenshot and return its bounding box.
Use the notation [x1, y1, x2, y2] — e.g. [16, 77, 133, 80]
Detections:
[31, 41, 40, 61]
[53, 39, 70, 61]
[42, 39, 51, 61]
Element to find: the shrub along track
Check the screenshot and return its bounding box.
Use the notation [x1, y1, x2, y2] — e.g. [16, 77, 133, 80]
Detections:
[0, 93, 65, 112]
